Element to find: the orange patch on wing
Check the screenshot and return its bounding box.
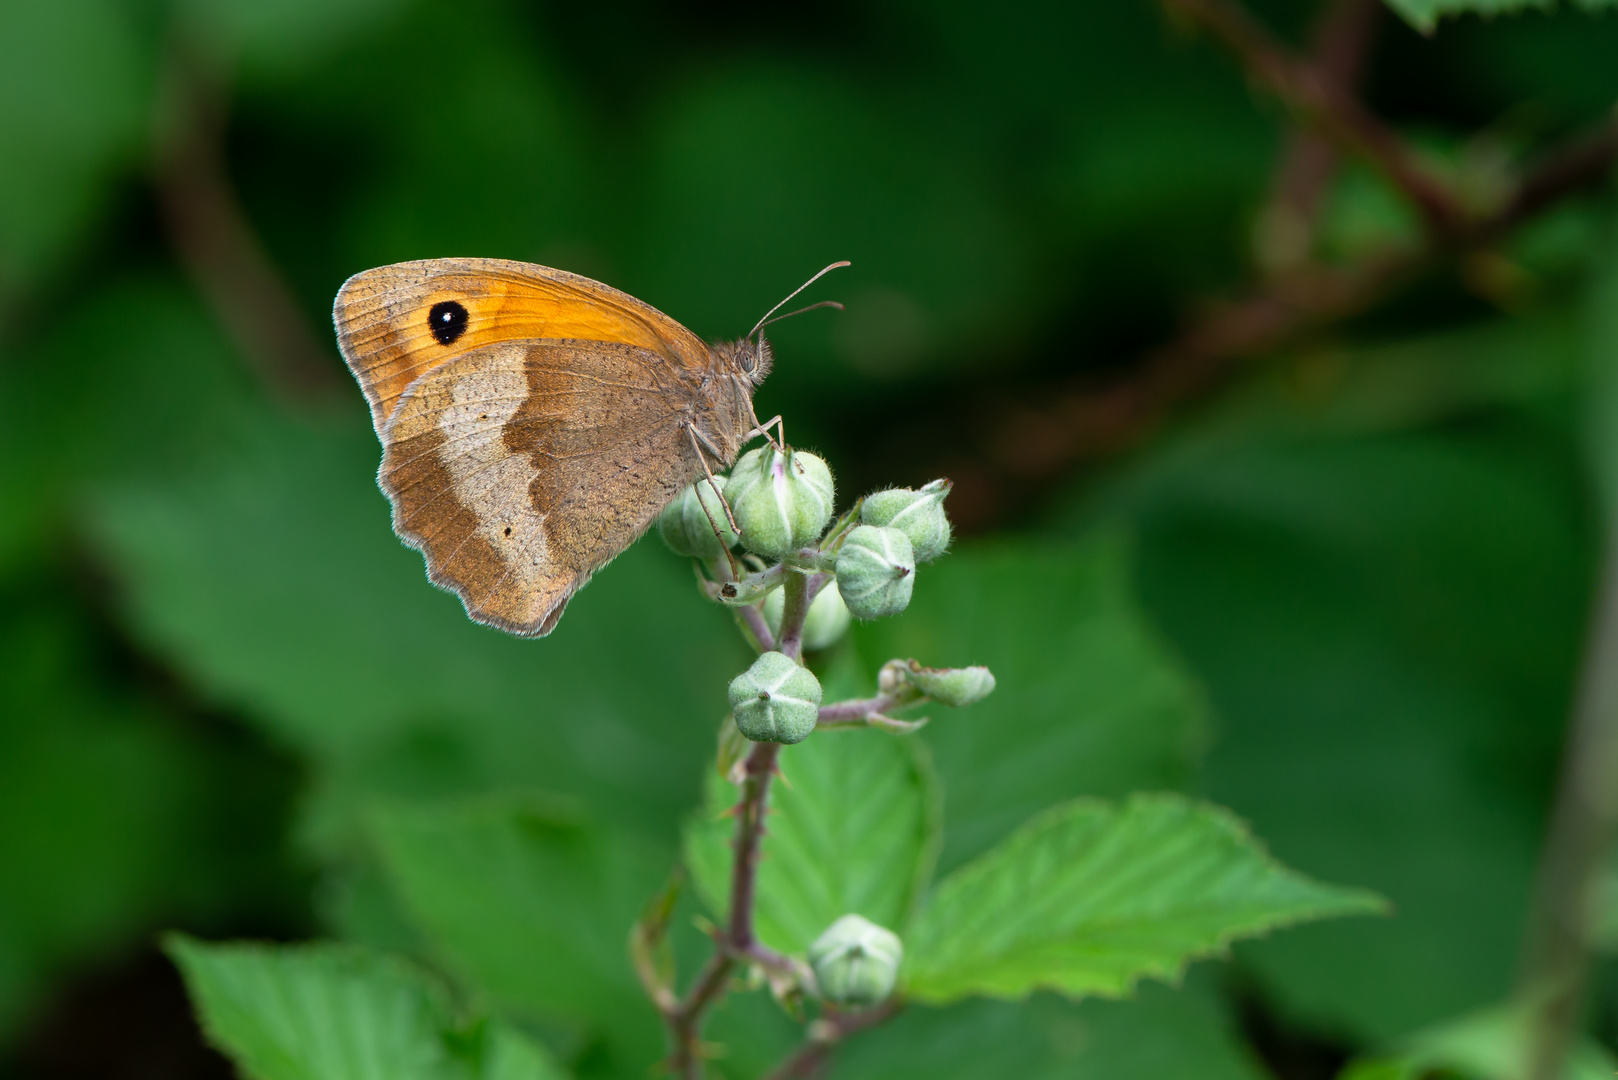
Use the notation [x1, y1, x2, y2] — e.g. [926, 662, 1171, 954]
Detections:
[334, 258, 711, 437]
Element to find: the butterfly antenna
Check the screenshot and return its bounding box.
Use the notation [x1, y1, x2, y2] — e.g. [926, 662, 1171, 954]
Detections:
[749, 261, 851, 340]
[759, 299, 844, 331]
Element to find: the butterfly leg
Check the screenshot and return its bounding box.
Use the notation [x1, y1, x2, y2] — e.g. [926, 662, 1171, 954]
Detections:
[684, 423, 744, 578]
[746, 413, 786, 453]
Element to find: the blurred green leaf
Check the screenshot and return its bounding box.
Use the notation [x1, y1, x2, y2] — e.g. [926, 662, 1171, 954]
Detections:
[0, 581, 301, 1042]
[903, 793, 1382, 1004]
[1111, 425, 1594, 1039]
[0, 278, 256, 573]
[684, 728, 940, 955]
[179, 0, 413, 80]
[367, 797, 665, 1072]
[1380, 0, 1616, 34]
[632, 67, 1027, 387]
[1338, 1001, 1618, 1080]
[834, 977, 1268, 1080]
[313, 6, 587, 270]
[0, 0, 149, 288]
[855, 535, 1209, 876]
[169, 936, 569, 1080]
[84, 412, 748, 847]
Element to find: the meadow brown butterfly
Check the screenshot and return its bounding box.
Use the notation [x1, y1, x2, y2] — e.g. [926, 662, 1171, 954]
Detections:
[333, 258, 845, 638]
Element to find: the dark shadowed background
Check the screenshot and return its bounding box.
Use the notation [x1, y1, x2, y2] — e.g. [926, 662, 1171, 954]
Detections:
[2, 0, 1617, 1077]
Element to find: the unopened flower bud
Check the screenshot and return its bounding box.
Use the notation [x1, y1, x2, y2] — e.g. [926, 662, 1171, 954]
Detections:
[658, 477, 737, 557]
[904, 660, 996, 706]
[860, 479, 952, 562]
[835, 526, 914, 620]
[728, 651, 822, 744]
[728, 447, 835, 558]
[808, 915, 902, 1007]
[763, 581, 852, 651]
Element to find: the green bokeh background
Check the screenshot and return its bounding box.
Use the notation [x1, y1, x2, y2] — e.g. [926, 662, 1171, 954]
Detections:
[2, 0, 1617, 1076]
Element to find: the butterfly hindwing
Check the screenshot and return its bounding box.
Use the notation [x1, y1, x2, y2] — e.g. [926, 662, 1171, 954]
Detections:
[379, 339, 707, 636]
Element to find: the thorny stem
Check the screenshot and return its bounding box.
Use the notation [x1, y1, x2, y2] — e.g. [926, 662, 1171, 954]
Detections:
[1521, 532, 1618, 1080]
[659, 570, 812, 1078]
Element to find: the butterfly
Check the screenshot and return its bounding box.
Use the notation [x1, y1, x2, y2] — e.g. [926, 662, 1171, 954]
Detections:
[332, 258, 844, 637]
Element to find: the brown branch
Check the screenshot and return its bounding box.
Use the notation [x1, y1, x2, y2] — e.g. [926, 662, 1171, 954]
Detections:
[1164, 0, 1463, 233]
[1254, 0, 1381, 275]
[154, 39, 339, 402]
[978, 111, 1618, 490]
[760, 1001, 904, 1080]
[1520, 529, 1618, 1080]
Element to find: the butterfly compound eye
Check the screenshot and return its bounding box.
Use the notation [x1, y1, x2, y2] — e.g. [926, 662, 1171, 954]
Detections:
[428, 300, 469, 346]
[738, 347, 757, 373]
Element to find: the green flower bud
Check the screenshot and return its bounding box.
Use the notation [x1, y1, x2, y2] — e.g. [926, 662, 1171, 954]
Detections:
[763, 580, 852, 651]
[860, 479, 952, 562]
[728, 447, 835, 558]
[727, 651, 823, 744]
[808, 915, 902, 1007]
[904, 660, 996, 706]
[835, 526, 914, 620]
[658, 476, 737, 557]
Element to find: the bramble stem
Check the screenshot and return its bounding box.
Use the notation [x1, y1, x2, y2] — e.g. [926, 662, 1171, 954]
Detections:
[760, 1000, 904, 1080]
[776, 570, 811, 662]
[816, 693, 906, 727]
[659, 565, 815, 1077]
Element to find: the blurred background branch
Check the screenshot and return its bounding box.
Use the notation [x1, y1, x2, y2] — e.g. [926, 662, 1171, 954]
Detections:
[153, 36, 339, 403]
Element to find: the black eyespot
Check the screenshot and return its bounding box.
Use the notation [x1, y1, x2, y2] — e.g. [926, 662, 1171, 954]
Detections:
[428, 300, 468, 345]
[504, 526, 512, 537]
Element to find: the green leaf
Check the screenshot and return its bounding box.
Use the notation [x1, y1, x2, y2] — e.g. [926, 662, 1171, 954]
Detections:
[84, 413, 750, 850]
[1379, 0, 1615, 33]
[853, 535, 1209, 875]
[168, 936, 569, 1080]
[903, 793, 1383, 1004]
[0, 0, 150, 286]
[834, 977, 1269, 1080]
[1339, 1002, 1618, 1080]
[1107, 424, 1595, 1039]
[684, 728, 940, 954]
[0, 580, 300, 1042]
[367, 797, 665, 1069]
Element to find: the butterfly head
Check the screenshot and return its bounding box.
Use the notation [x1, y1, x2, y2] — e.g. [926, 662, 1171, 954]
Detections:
[717, 336, 774, 387]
